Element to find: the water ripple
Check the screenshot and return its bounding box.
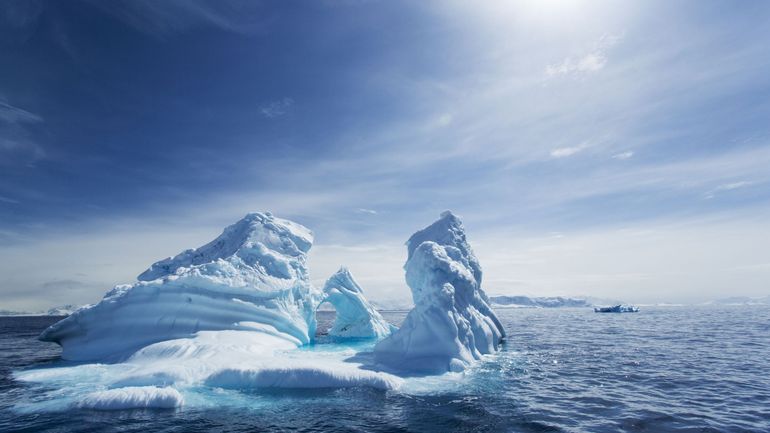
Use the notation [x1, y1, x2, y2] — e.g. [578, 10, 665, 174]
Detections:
[2, 306, 770, 432]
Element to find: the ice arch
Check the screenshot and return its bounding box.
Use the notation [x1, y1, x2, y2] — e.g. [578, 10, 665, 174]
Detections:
[318, 267, 396, 339]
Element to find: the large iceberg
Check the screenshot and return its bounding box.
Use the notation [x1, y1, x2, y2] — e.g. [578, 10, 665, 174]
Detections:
[30, 210, 504, 409]
[40, 212, 319, 361]
[374, 211, 505, 373]
[320, 267, 396, 339]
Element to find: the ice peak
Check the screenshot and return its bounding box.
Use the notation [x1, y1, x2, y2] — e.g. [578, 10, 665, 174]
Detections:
[405, 211, 480, 284]
[324, 267, 362, 294]
[138, 211, 313, 281]
[439, 210, 456, 219]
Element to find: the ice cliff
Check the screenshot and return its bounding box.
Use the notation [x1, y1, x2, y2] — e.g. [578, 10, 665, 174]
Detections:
[321, 267, 396, 339]
[374, 211, 505, 373]
[40, 212, 319, 361]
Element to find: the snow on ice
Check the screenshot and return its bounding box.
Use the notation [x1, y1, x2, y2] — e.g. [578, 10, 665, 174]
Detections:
[23, 211, 503, 410]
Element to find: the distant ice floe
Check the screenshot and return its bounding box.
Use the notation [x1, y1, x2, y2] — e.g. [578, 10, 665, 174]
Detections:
[23, 210, 503, 411]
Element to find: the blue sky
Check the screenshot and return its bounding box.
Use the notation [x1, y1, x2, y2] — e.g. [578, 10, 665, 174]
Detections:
[1, 0, 770, 310]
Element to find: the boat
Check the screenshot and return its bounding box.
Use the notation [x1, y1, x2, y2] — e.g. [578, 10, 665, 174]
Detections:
[594, 305, 639, 313]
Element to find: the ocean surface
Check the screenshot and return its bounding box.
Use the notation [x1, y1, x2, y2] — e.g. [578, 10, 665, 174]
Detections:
[1, 306, 768, 433]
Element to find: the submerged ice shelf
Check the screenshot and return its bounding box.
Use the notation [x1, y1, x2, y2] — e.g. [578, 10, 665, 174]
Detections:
[26, 211, 503, 410]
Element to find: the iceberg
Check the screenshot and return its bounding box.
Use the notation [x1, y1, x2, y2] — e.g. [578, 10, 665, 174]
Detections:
[40, 212, 319, 361]
[374, 211, 505, 373]
[320, 267, 396, 339]
[593, 305, 639, 313]
[27, 210, 504, 410]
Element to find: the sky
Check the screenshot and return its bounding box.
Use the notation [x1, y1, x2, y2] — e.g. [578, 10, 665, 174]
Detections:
[1, 0, 769, 311]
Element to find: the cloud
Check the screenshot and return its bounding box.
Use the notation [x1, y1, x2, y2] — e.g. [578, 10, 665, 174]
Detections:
[545, 34, 621, 77]
[41, 279, 87, 291]
[714, 181, 753, 191]
[0, 100, 42, 124]
[0, 100, 46, 165]
[546, 52, 607, 76]
[704, 180, 754, 199]
[612, 151, 634, 160]
[0, 195, 20, 204]
[475, 213, 770, 304]
[83, 0, 265, 36]
[0, 0, 43, 29]
[356, 208, 377, 215]
[550, 142, 589, 158]
[259, 97, 294, 118]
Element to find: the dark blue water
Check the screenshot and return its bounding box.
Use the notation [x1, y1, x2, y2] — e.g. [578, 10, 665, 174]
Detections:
[1, 306, 769, 432]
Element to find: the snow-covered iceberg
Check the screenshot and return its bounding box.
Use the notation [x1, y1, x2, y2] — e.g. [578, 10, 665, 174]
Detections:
[40, 212, 319, 361]
[374, 211, 505, 373]
[320, 267, 396, 339]
[29, 210, 505, 410]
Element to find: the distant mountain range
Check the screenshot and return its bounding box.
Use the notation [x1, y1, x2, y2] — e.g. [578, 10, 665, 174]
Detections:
[488, 296, 599, 308]
[702, 296, 770, 306]
[3, 295, 766, 317]
[370, 299, 415, 311]
[0, 304, 82, 317]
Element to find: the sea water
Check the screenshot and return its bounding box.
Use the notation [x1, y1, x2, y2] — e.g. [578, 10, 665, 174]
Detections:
[1, 306, 768, 432]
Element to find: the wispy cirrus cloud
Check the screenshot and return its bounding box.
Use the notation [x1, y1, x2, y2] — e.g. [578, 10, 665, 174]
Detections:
[546, 52, 607, 76]
[82, 0, 266, 36]
[612, 151, 634, 160]
[545, 34, 621, 77]
[0, 100, 42, 124]
[704, 180, 754, 199]
[0, 99, 46, 166]
[550, 142, 590, 158]
[259, 97, 294, 119]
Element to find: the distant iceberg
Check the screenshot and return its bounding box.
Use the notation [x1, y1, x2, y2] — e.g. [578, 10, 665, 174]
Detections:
[593, 305, 639, 313]
[374, 211, 505, 373]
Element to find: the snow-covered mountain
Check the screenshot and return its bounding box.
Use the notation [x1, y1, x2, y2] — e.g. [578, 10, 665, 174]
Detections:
[487, 295, 626, 308]
[370, 299, 414, 311]
[489, 295, 591, 308]
[0, 309, 29, 316]
[0, 304, 84, 317]
[46, 304, 82, 316]
[704, 296, 770, 306]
